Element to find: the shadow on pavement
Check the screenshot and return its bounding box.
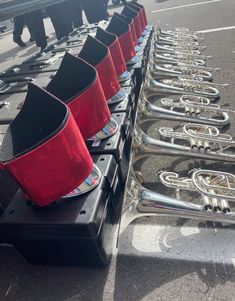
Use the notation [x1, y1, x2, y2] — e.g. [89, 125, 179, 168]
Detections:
[114, 218, 235, 301]
[0, 245, 110, 301]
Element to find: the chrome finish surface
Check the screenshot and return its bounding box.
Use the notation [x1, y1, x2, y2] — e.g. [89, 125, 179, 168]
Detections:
[87, 117, 119, 141]
[158, 27, 199, 41]
[132, 123, 235, 163]
[140, 89, 229, 126]
[149, 64, 213, 81]
[121, 167, 235, 233]
[153, 53, 206, 66]
[134, 44, 142, 53]
[107, 88, 128, 104]
[178, 76, 228, 89]
[159, 34, 199, 43]
[157, 123, 235, 161]
[118, 70, 132, 83]
[63, 164, 102, 198]
[126, 55, 140, 66]
[155, 33, 200, 48]
[153, 48, 211, 61]
[145, 73, 220, 100]
[154, 42, 202, 55]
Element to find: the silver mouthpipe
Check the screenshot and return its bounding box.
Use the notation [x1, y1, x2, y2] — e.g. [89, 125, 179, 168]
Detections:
[152, 47, 211, 60]
[145, 74, 220, 100]
[157, 27, 199, 40]
[149, 64, 213, 81]
[153, 53, 206, 66]
[155, 34, 201, 48]
[154, 43, 202, 55]
[178, 77, 229, 88]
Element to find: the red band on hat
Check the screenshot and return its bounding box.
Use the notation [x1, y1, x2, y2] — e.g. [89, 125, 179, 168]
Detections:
[118, 27, 136, 62]
[140, 7, 148, 27]
[138, 9, 146, 31]
[96, 51, 121, 101]
[109, 37, 127, 76]
[128, 4, 146, 31]
[46, 53, 111, 141]
[68, 74, 111, 140]
[9, 114, 93, 206]
[133, 14, 142, 39]
[130, 20, 137, 45]
[129, 3, 148, 27]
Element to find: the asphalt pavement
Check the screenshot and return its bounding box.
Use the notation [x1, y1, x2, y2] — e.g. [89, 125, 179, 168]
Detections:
[1, 0, 235, 300]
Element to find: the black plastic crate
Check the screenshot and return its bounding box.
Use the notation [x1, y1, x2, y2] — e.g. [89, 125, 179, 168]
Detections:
[0, 154, 121, 267]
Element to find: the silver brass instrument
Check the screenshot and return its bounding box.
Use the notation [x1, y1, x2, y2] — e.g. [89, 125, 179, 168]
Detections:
[152, 53, 206, 66]
[133, 122, 235, 162]
[152, 47, 211, 60]
[154, 35, 205, 51]
[156, 34, 199, 44]
[159, 170, 234, 213]
[121, 162, 235, 232]
[151, 42, 211, 59]
[149, 55, 220, 73]
[145, 73, 220, 100]
[175, 62, 219, 72]
[157, 27, 199, 41]
[139, 89, 229, 126]
[133, 88, 233, 161]
[178, 76, 228, 88]
[158, 123, 235, 160]
[149, 64, 213, 81]
[154, 42, 202, 55]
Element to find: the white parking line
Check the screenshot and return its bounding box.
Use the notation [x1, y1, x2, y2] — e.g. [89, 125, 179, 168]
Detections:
[197, 26, 235, 33]
[152, 0, 221, 13]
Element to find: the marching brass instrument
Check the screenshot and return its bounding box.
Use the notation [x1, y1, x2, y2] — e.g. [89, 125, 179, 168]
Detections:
[152, 47, 211, 61]
[155, 34, 204, 50]
[120, 80, 235, 231]
[149, 55, 219, 73]
[155, 32, 200, 45]
[156, 34, 199, 44]
[133, 122, 235, 162]
[157, 27, 199, 40]
[145, 73, 220, 99]
[151, 42, 211, 60]
[178, 76, 228, 87]
[149, 64, 213, 81]
[158, 123, 235, 159]
[133, 85, 234, 160]
[159, 170, 234, 213]
[154, 42, 202, 55]
[152, 53, 206, 66]
[139, 89, 229, 126]
[121, 159, 235, 232]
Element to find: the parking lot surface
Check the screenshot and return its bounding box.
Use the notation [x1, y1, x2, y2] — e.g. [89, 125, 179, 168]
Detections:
[1, 0, 235, 300]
